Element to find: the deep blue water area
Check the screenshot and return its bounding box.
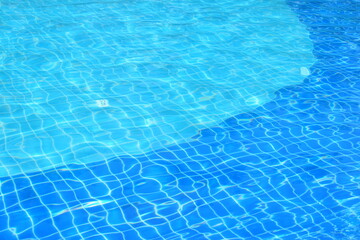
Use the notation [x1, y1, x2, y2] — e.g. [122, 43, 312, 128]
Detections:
[0, 0, 359, 239]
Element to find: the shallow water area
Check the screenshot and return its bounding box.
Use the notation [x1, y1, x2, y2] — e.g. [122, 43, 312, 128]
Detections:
[0, 0, 314, 176]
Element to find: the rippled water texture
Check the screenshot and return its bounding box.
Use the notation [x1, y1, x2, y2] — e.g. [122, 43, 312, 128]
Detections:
[0, 0, 314, 176]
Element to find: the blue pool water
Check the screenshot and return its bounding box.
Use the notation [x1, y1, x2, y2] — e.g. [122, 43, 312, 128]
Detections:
[0, 0, 359, 239]
[0, 0, 314, 176]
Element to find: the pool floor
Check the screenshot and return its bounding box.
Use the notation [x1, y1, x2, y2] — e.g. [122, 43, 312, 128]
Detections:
[0, 0, 359, 239]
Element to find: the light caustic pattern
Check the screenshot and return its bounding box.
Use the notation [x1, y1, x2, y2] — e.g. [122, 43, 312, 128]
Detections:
[0, 0, 314, 176]
[0, 0, 359, 240]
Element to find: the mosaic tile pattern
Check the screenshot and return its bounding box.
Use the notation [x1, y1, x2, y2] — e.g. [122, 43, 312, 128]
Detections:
[0, 0, 359, 240]
[0, 0, 314, 176]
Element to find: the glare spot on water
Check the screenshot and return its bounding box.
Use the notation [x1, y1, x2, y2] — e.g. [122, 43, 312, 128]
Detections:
[300, 67, 311, 76]
[96, 99, 109, 107]
[145, 118, 156, 126]
[246, 96, 260, 105]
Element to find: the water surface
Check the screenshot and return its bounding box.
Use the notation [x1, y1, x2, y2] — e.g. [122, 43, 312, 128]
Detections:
[0, 0, 314, 176]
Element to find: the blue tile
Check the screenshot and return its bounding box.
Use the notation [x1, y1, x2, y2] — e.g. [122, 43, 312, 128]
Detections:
[0, 0, 359, 239]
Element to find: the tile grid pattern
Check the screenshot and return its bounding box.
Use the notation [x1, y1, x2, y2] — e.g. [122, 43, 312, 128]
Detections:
[0, 0, 314, 176]
[0, 0, 359, 239]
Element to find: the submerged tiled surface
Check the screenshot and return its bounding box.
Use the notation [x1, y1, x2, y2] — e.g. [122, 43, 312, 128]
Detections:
[0, 0, 314, 176]
[0, 0, 359, 239]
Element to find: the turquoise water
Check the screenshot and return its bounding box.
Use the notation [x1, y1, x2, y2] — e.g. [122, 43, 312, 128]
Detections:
[0, 0, 314, 176]
[1, 0, 359, 239]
